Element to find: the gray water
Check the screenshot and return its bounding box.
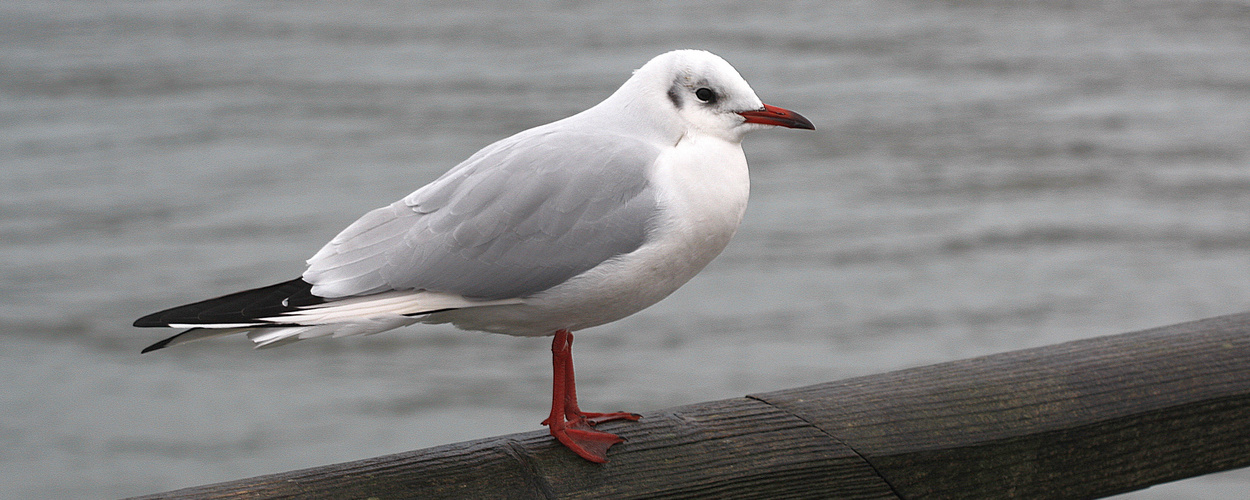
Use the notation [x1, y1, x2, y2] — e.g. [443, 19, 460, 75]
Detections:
[3, 1, 1249, 498]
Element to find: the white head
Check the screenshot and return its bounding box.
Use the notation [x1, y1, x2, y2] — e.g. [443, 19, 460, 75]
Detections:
[594, 50, 814, 143]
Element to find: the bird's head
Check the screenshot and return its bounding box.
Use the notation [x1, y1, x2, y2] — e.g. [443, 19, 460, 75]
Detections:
[604, 50, 814, 143]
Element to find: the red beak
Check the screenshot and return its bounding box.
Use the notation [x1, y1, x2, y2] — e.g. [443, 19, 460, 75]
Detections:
[738, 103, 815, 130]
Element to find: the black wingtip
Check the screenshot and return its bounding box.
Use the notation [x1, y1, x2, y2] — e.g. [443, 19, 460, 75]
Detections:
[133, 314, 165, 328]
[133, 277, 319, 326]
[140, 331, 180, 353]
[141, 330, 190, 353]
[137, 310, 176, 353]
[140, 340, 169, 354]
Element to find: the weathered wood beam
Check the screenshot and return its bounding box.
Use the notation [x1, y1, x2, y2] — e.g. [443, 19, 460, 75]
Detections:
[131, 312, 1250, 499]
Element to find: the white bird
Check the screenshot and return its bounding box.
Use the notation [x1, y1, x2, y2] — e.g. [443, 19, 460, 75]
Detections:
[135, 49, 814, 463]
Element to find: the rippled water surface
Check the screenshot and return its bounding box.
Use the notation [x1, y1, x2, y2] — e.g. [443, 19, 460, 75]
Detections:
[3, 1, 1249, 498]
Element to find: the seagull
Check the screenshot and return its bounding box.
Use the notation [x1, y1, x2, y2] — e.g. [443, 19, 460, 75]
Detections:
[135, 49, 814, 463]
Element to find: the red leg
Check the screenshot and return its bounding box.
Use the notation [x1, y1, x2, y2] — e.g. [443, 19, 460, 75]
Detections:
[541, 329, 640, 463]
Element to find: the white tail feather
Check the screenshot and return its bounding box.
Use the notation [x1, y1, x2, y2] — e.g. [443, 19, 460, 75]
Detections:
[263, 290, 521, 325]
[248, 326, 315, 347]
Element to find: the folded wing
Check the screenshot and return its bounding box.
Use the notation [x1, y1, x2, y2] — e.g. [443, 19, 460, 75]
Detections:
[304, 128, 661, 301]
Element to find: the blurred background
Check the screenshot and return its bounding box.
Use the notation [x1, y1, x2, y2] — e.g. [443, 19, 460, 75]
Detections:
[3, 0, 1248, 497]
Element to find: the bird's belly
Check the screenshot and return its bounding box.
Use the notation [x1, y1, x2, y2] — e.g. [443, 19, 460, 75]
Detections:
[432, 135, 750, 336]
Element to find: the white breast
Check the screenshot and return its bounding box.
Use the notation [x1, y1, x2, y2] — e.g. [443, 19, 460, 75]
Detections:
[645, 133, 752, 278]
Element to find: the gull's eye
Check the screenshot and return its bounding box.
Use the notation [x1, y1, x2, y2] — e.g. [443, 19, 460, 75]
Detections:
[695, 87, 717, 104]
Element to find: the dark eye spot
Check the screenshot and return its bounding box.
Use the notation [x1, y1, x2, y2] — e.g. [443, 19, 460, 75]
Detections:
[695, 87, 717, 104]
[667, 86, 682, 108]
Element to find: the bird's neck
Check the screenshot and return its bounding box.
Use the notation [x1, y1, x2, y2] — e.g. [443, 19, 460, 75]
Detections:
[580, 80, 687, 146]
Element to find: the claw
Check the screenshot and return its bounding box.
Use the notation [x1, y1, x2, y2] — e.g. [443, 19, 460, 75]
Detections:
[548, 418, 624, 463]
[582, 411, 642, 425]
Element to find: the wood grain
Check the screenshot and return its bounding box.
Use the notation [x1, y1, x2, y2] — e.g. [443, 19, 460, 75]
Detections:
[753, 312, 1250, 498]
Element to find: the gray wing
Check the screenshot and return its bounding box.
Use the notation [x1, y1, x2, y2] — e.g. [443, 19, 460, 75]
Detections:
[303, 128, 661, 300]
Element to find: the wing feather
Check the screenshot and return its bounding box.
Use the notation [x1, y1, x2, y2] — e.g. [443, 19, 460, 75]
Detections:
[305, 128, 660, 300]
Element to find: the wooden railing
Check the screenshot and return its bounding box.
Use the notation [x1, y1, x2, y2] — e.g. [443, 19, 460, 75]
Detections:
[130, 312, 1250, 499]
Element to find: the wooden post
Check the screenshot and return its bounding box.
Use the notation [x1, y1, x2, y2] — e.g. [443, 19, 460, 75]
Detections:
[130, 312, 1250, 499]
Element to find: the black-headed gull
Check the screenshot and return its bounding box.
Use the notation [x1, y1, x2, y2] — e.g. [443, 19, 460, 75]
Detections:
[136, 49, 814, 462]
